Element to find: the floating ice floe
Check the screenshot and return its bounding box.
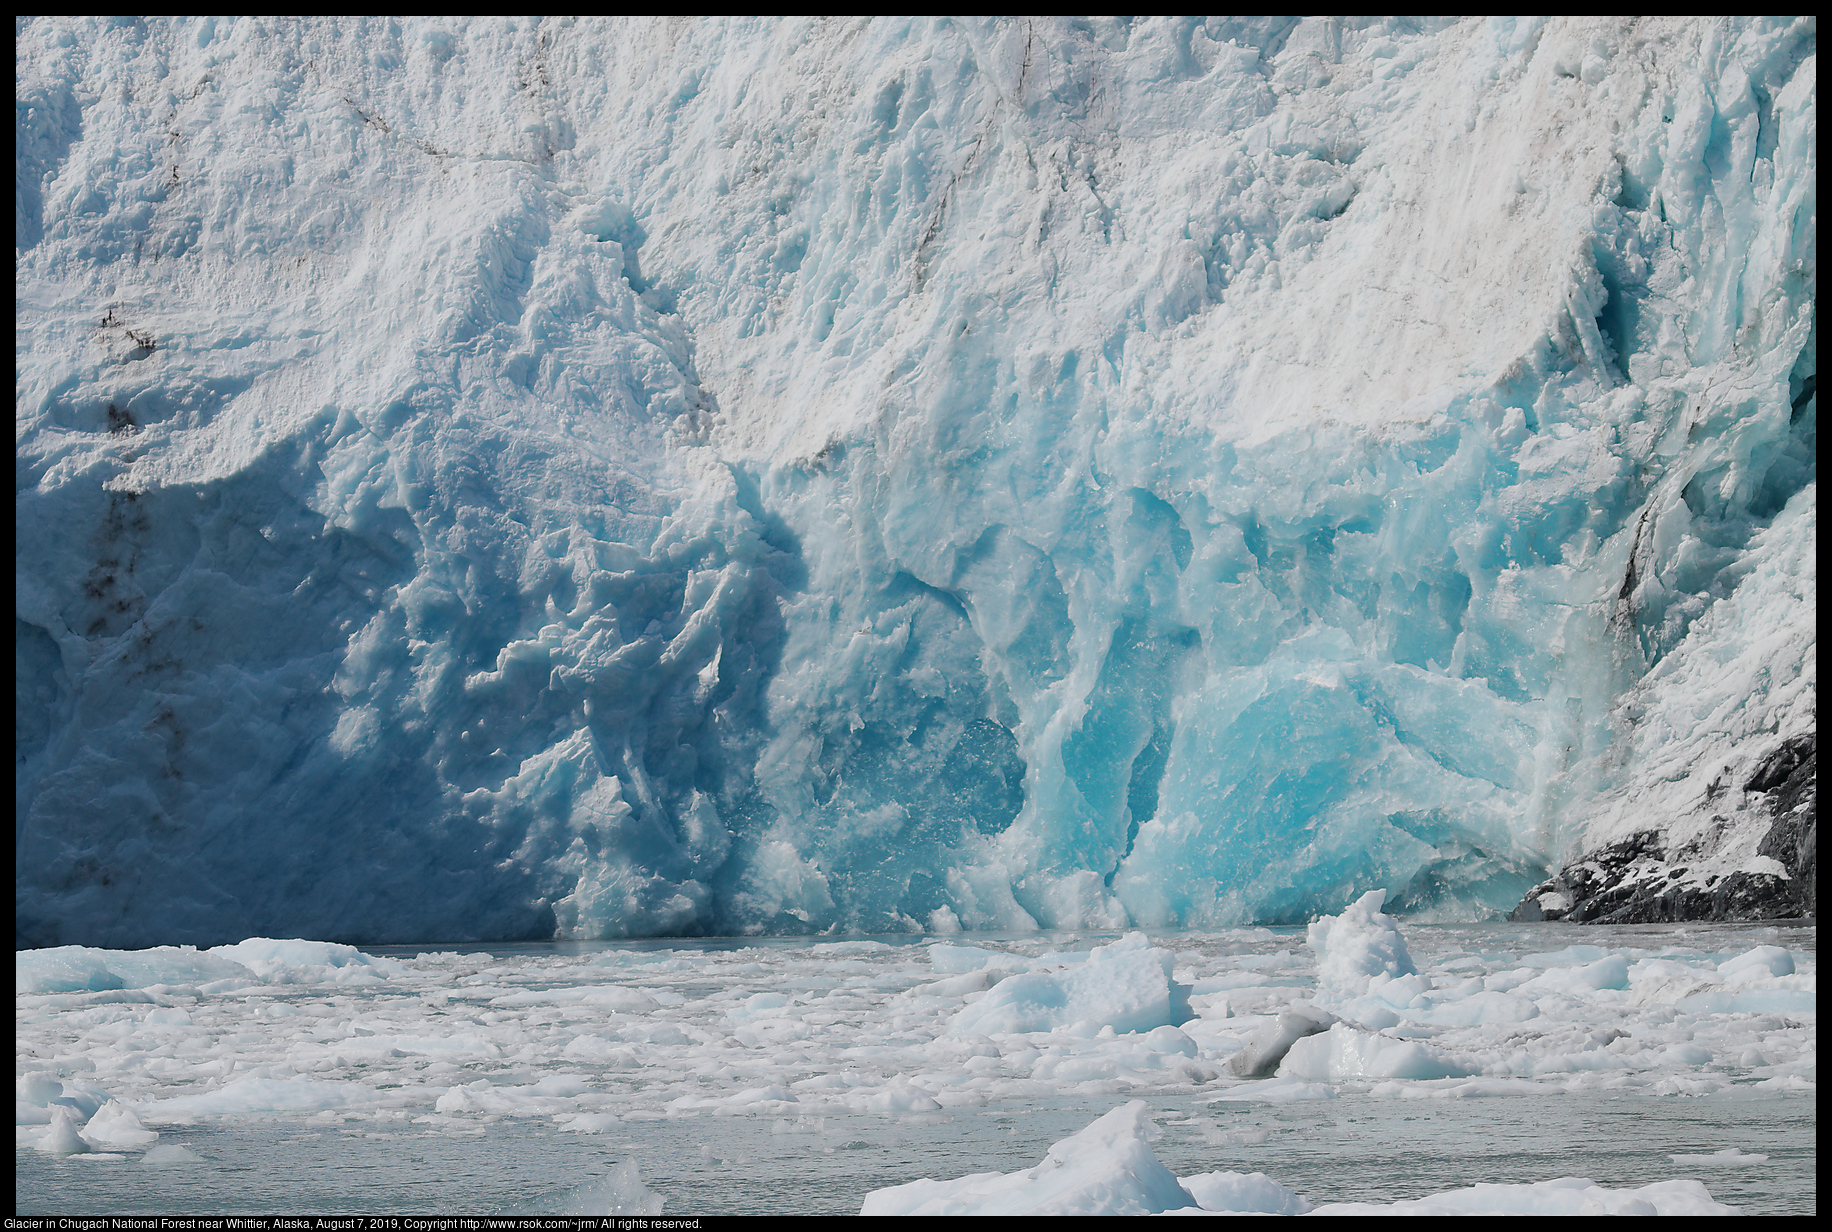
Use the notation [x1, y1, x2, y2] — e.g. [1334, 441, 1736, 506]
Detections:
[141, 1144, 208, 1166]
[12, 901, 1814, 1210]
[1669, 1148, 1771, 1167]
[78, 1102, 159, 1149]
[947, 932, 1194, 1037]
[860, 1102, 1200, 1216]
[860, 1100, 1742, 1215]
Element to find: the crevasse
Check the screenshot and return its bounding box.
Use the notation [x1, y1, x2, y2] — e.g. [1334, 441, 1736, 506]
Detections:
[15, 17, 1815, 945]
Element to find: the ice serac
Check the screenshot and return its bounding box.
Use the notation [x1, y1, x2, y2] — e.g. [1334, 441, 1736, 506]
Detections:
[15, 17, 1817, 945]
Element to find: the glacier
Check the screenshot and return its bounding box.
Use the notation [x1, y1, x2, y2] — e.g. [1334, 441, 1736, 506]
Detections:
[15, 16, 1816, 946]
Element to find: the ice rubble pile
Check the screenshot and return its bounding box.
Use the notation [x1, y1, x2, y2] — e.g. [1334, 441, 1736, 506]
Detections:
[859, 1099, 1739, 1215]
[15, 17, 1818, 945]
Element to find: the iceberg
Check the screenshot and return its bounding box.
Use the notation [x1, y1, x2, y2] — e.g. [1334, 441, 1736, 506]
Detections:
[15, 17, 1815, 944]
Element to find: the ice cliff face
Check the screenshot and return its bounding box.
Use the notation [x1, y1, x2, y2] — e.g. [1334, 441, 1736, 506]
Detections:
[16, 17, 1816, 946]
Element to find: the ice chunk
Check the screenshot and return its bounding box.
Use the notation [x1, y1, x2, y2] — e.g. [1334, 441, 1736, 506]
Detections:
[946, 933, 1192, 1036]
[1225, 1007, 1338, 1078]
[928, 944, 1027, 975]
[1717, 946, 1796, 983]
[17, 1072, 64, 1119]
[1669, 1148, 1771, 1166]
[16, 1072, 110, 1121]
[141, 1144, 207, 1166]
[1307, 891, 1417, 999]
[37, 1106, 90, 1156]
[18, 941, 393, 995]
[854, 1078, 940, 1115]
[859, 1101, 1197, 1215]
[1205, 1076, 1339, 1103]
[1400, 990, 1539, 1027]
[85, 947, 259, 991]
[862, 1102, 1738, 1217]
[1519, 955, 1631, 996]
[17, 1072, 64, 1103]
[1278, 1023, 1476, 1081]
[206, 939, 404, 983]
[908, 969, 1007, 998]
[728, 991, 790, 1021]
[80, 1102, 159, 1149]
[140, 1078, 390, 1121]
[1179, 1171, 1313, 1215]
[1520, 945, 1614, 969]
[16, 947, 128, 994]
[1142, 1025, 1199, 1057]
[1675, 986, 1817, 1016]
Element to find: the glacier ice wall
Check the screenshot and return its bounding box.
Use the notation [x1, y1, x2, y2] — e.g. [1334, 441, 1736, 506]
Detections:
[16, 17, 1816, 945]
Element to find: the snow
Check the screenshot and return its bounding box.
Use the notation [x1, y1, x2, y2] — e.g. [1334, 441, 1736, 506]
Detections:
[14, 16, 1817, 946]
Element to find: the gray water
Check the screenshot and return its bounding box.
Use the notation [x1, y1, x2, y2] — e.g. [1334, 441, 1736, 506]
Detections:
[15, 1088, 1815, 1215]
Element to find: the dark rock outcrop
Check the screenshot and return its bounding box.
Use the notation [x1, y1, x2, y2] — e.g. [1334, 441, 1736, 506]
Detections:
[1511, 732, 1815, 924]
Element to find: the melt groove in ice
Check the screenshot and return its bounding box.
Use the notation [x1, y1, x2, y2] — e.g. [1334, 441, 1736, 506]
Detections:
[15, 17, 1816, 944]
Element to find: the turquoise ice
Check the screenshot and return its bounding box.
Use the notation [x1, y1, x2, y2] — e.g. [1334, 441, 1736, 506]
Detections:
[15, 18, 1815, 943]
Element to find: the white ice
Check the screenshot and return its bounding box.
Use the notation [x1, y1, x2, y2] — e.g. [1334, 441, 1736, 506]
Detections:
[16, 900, 1812, 1211]
[15, 16, 1817, 945]
[860, 1098, 1741, 1215]
[1669, 1148, 1771, 1167]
